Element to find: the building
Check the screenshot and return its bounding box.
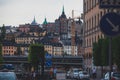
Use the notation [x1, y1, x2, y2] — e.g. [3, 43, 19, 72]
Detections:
[83, 0, 104, 69]
[2, 40, 17, 56]
[18, 24, 30, 33]
[83, 0, 119, 69]
[52, 43, 63, 55]
[15, 34, 39, 44]
[55, 6, 68, 35]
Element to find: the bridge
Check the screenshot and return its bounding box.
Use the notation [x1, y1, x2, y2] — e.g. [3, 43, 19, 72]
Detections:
[2, 55, 84, 68]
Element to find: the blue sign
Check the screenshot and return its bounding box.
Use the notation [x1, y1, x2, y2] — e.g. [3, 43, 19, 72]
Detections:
[45, 53, 52, 67]
[45, 60, 52, 67]
[45, 53, 52, 59]
[99, 0, 120, 8]
[100, 12, 120, 37]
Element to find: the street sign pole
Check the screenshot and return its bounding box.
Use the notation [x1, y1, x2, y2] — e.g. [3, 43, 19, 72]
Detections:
[109, 37, 112, 80]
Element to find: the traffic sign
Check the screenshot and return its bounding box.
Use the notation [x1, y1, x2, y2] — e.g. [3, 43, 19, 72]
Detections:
[100, 12, 120, 37]
[45, 53, 52, 67]
[45, 53, 52, 59]
[45, 60, 52, 67]
[99, 0, 120, 8]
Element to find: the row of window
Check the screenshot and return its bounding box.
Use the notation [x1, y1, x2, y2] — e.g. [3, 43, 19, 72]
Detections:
[3, 46, 15, 49]
[84, 3, 119, 47]
[85, 33, 104, 47]
[84, 0, 98, 13]
[3, 50, 14, 54]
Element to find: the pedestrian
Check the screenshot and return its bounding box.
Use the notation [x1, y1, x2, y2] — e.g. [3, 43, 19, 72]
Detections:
[33, 71, 36, 80]
[92, 67, 97, 79]
[53, 67, 57, 78]
[49, 67, 53, 79]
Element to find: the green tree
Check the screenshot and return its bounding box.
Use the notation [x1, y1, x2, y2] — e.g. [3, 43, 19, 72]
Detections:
[28, 44, 45, 73]
[101, 37, 109, 66]
[112, 36, 120, 70]
[0, 43, 3, 64]
[93, 39, 103, 66]
[0, 24, 6, 42]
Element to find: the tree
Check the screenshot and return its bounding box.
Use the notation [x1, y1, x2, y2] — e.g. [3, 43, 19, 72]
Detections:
[28, 44, 45, 73]
[0, 24, 6, 42]
[101, 37, 109, 66]
[112, 36, 120, 70]
[93, 39, 103, 66]
[0, 43, 3, 64]
[93, 36, 120, 71]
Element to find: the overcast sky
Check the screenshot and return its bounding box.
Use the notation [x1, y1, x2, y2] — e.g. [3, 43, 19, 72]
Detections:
[0, 0, 83, 26]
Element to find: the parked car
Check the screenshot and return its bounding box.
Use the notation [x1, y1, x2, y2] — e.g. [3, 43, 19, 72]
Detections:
[78, 71, 90, 80]
[102, 72, 120, 80]
[0, 70, 17, 80]
[69, 68, 82, 79]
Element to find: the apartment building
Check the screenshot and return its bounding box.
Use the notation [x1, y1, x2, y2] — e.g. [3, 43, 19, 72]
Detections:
[2, 40, 17, 55]
[52, 43, 63, 55]
[83, 0, 105, 69]
[83, 0, 120, 69]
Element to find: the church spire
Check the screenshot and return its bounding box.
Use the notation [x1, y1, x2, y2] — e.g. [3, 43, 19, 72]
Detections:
[43, 17, 48, 25]
[62, 6, 65, 14]
[60, 6, 66, 19]
[31, 16, 37, 25]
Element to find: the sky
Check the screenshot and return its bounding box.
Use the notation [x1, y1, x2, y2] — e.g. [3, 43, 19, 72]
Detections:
[0, 0, 83, 26]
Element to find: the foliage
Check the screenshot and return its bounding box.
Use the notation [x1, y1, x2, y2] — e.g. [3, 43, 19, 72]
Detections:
[28, 43, 45, 71]
[93, 39, 103, 66]
[0, 24, 6, 42]
[101, 37, 109, 66]
[112, 36, 120, 70]
[93, 36, 120, 70]
[93, 42, 99, 66]
[0, 43, 3, 64]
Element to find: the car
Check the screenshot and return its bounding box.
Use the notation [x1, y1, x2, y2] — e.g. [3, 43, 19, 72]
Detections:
[102, 72, 120, 80]
[78, 71, 90, 80]
[0, 71, 18, 80]
[69, 68, 82, 79]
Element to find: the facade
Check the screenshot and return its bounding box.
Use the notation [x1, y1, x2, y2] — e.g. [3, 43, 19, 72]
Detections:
[52, 43, 63, 55]
[44, 42, 53, 54]
[83, 0, 104, 69]
[2, 40, 17, 56]
[55, 6, 68, 35]
[15, 35, 39, 44]
[62, 40, 78, 55]
[83, 0, 119, 69]
[18, 24, 30, 33]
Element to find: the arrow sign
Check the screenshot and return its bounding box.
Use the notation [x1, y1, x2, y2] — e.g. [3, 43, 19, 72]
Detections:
[45, 60, 52, 67]
[100, 12, 120, 37]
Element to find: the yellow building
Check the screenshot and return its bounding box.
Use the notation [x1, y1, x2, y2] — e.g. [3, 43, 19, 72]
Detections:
[2, 40, 17, 56]
[15, 35, 38, 44]
[44, 43, 53, 54]
[52, 43, 63, 55]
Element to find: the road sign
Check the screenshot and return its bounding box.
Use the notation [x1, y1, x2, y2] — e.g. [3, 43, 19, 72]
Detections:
[99, 0, 120, 8]
[45, 53, 52, 59]
[100, 12, 120, 37]
[45, 60, 52, 67]
[45, 53, 52, 67]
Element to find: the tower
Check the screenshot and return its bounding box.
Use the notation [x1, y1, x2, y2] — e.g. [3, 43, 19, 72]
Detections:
[31, 16, 37, 25]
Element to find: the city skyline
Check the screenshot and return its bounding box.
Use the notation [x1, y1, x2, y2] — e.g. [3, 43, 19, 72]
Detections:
[0, 0, 83, 26]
